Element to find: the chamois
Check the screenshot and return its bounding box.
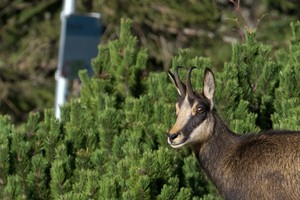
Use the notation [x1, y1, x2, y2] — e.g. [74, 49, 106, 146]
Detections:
[167, 66, 300, 200]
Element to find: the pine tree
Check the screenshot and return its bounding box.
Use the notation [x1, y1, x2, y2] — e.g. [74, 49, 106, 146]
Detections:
[0, 116, 12, 199]
[92, 18, 147, 98]
[216, 32, 280, 133]
[272, 21, 300, 130]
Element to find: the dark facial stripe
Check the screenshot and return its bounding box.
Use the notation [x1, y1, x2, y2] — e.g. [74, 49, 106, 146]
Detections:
[181, 110, 208, 137]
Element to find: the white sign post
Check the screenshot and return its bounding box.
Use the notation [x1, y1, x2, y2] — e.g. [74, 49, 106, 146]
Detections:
[55, 0, 102, 119]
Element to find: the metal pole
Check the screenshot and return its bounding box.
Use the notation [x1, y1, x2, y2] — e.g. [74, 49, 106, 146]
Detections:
[54, 0, 76, 119]
[62, 0, 76, 16]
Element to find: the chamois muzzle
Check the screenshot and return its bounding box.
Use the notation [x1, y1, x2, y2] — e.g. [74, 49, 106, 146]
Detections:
[168, 132, 179, 141]
[168, 130, 188, 148]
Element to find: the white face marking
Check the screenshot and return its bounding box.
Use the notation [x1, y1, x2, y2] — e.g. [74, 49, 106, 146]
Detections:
[169, 99, 214, 148]
[169, 95, 191, 135]
[188, 113, 214, 143]
[168, 137, 187, 148]
[191, 101, 198, 116]
[175, 103, 180, 115]
[169, 116, 214, 148]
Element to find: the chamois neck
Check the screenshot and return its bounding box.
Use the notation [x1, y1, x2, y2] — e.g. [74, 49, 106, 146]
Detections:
[193, 113, 239, 192]
[193, 113, 238, 156]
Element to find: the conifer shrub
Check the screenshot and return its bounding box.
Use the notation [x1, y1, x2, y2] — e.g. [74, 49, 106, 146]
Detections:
[215, 31, 280, 132]
[272, 21, 300, 130]
[0, 18, 299, 199]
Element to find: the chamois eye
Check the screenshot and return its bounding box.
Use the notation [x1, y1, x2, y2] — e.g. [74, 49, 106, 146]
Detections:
[196, 107, 204, 114]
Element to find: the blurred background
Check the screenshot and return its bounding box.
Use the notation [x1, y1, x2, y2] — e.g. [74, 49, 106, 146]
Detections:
[0, 0, 299, 123]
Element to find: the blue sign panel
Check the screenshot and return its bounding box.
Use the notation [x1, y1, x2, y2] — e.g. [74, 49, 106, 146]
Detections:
[59, 14, 102, 79]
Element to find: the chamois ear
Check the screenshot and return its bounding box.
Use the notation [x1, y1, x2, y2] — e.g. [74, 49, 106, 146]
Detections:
[203, 68, 215, 103]
[168, 66, 186, 96]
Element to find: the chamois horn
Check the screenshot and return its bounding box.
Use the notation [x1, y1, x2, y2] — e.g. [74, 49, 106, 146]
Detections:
[174, 66, 186, 96]
[186, 67, 196, 98]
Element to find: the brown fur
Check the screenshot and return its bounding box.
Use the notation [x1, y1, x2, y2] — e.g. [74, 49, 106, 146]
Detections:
[168, 67, 300, 199]
[195, 114, 300, 199]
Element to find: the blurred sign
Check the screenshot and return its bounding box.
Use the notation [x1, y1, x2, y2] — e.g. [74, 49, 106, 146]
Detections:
[58, 14, 102, 79]
[55, 11, 102, 119]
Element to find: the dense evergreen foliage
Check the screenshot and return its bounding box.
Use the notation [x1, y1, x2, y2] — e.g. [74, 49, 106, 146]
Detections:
[1, 0, 300, 122]
[0, 18, 299, 199]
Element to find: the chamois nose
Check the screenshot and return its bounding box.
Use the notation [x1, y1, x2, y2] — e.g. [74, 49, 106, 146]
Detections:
[169, 132, 179, 141]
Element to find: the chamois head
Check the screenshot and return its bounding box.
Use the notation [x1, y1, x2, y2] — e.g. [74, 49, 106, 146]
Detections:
[167, 66, 216, 148]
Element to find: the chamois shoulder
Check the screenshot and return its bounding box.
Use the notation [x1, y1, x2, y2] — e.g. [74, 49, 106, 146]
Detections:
[259, 129, 300, 136]
[240, 129, 300, 142]
[236, 130, 300, 157]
